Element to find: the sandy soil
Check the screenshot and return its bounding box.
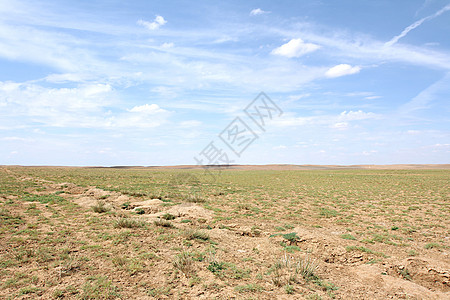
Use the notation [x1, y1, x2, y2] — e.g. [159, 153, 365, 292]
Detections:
[0, 166, 448, 299]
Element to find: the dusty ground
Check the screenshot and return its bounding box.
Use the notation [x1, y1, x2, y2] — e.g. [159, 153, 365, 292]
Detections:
[0, 166, 448, 299]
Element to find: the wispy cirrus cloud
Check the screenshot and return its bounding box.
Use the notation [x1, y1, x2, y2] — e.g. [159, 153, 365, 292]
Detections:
[273, 110, 379, 128]
[385, 3, 450, 47]
[0, 81, 171, 129]
[399, 72, 450, 115]
[0, 1, 448, 165]
[128, 104, 167, 114]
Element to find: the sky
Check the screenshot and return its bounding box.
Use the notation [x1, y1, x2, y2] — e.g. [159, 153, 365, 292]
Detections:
[0, 0, 449, 166]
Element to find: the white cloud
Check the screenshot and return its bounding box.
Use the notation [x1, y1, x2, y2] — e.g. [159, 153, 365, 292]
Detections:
[331, 122, 349, 130]
[128, 104, 166, 114]
[250, 8, 269, 16]
[273, 110, 378, 128]
[0, 81, 170, 129]
[365, 95, 382, 100]
[137, 15, 167, 30]
[1, 136, 29, 141]
[213, 36, 235, 43]
[338, 110, 377, 121]
[287, 94, 311, 101]
[385, 4, 450, 47]
[151, 86, 179, 99]
[325, 64, 361, 78]
[116, 107, 170, 128]
[291, 27, 450, 70]
[407, 130, 420, 135]
[0, 81, 113, 113]
[161, 42, 174, 49]
[362, 150, 377, 156]
[0, 22, 100, 72]
[0, 81, 120, 129]
[180, 120, 202, 127]
[271, 38, 320, 58]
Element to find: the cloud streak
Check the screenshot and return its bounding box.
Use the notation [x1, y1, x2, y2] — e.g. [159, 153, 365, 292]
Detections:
[385, 4, 450, 47]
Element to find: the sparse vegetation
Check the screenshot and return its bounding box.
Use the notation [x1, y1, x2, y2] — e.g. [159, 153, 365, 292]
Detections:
[0, 166, 448, 299]
[154, 219, 175, 228]
[340, 233, 357, 240]
[424, 242, 441, 249]
[161, 213, 176, 220]
[81, 276, 121, 299]
[183, 229, 210, 241]
[91, 201, 109, 213]
[113, 217, 145, 228]
[173, 251, 194, 275]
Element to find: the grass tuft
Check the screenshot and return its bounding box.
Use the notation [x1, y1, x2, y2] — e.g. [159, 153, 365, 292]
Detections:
[92, 201, 110, 213]
[173, 251, 194, 275]
[154, 219, 175, 228]
[183, 229, 210, 241]
[113, 217, 145, 229]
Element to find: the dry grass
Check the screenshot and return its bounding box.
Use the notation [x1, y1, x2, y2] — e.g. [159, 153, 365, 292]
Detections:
[1, 166, 448, 299]
[112, 217, 145, 228]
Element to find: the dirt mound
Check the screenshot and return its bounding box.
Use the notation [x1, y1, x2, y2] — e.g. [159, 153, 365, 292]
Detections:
[144, 202, 213, 221]
[388, 258, 450, 292]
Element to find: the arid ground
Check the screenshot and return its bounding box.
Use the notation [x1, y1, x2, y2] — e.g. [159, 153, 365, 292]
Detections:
[0, 165, 449, 299]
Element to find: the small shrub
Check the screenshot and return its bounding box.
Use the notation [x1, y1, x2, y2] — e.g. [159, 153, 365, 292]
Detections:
[173, 251, 193, 275]
[269, 253, 319, 286]
[113, 218, 145, 229]
[186, 193, 205, 203]
[184, 229, 210, 241]
[282, 232, 300, 243]
[92, 201, 109, 213]
[284, 284, 294, 294]
[398, 267, 412, 280]
[154, 219, 174, 228]
[297, 256, 319, 280]
[161, 213, 176, 220]
[207, 261, 226, 274]
[134, 208, 145, 215]
[424, 242, 440, 249]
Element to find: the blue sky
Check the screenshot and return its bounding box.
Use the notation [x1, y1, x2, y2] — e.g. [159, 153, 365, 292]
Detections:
[0, 0, 449, 166]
